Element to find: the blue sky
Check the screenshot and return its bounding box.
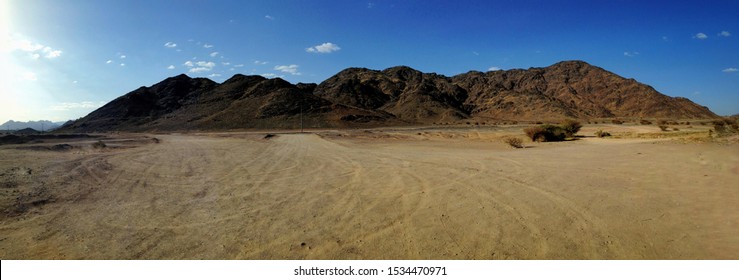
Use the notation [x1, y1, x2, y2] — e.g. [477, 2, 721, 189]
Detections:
[1, 0, 737, 122]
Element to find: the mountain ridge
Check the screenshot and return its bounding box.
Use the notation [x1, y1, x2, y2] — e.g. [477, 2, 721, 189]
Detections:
[59, 60, 718, 132]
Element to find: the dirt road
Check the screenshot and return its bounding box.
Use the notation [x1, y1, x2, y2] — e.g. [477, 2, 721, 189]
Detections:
[0, 131, 737, 259]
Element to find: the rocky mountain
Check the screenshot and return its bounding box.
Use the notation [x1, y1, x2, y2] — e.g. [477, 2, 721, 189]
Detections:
[1, 120, 67, 132]
[60, 60, 717, 132]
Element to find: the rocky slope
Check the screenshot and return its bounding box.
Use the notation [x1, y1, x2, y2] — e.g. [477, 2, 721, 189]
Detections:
[60, 61, 717, 132]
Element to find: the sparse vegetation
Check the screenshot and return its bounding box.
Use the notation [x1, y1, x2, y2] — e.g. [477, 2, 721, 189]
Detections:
[594, 130, 611, 138]
[611, 119, 624, 124]
[640, 119, 652, 125]
[524, 124, 567, 142]
[92, 140, 106, 149]
[560, 119, 582, 137]
[713, 118, 739, 136]
[658, 125, 669, 131]
[502, 136, 524, 148]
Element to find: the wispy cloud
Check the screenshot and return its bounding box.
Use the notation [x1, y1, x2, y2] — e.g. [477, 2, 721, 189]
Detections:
[120, 55, 126, 59]
[222, 62, 231, 66]
[51, 101, 105, 111]
[624, 51, 640, 57]
[488, 66, 501, 71]
[234, 64, 245, 68]
[203, 44, 214, 48]
[260, 73, 283, 78]
[120, 63, 125, 67]
[662, 36, 669, 42]
[106, 60, 113, 64]
[265, 15, 274, 20]
[722, 68, 738, 73]
[185, 61, 216, 73]
[274, 64, 301, 75]
[367, 2, 375, 8]
[10, 38, 63, 59]
[208, 73, 222, 78]
[44, 48, 62, 58]
[210, 52, 219, 57]
[694, 32, 708, 39]
[254, 60, 268, 65]
[306, 42, 341, 53]
[167, 65, 175, 70]
[164, 42, 177, 48]
[718, 31, 731, 37]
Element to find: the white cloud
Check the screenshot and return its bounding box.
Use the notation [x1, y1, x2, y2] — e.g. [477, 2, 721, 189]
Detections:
[106, 60, 113, 64]
[234, 64, 245, 68]
[254, 60, 268, 65]
[694, 33, 708, 39]
[662, 36, 669, 42]
[72, 80, 78, 84]
[45, 49, 62, 58]
[274, 64, 301, 75]
[189, 67, 210, 73]
[718, 31, 731, 37]
[164, 42, 177, 48]
[368, 2, 375, 8]
[203, 44, 214, 48]
[222, 62, 230, 66]
[120, 55, 126, 59]
[488, 66, 501, 71]
[722, 68, 738, 73]
[50, 101, 105, 111]
[167, 65, 175, 70]
[260, 73, 283, 78]
[624, 51, 640, 57]
[306, 42, 341, 53]
[120, 63, 125, 66]
[196, 61, 215, 68]
[13, 39, 44, 52]
[10, 38, 62, 59]
[210, 52, 219, 57]
[208, 73, 222, 78]
[185, 61, 216, 73]
[472, 51, 479, 56]
[265, 15, 274, 20]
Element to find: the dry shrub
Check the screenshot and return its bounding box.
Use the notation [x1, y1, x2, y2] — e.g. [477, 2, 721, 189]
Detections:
[595, 130, 611, 138]
[640, 119, 652, 125]
[658, 125, 669, 131]
[92, 140, 106, 149]
[612, 119, 624, 124]
[503, 136, 524, 148]
[560, 119, 582, 137]
[524, 125, 566, 142]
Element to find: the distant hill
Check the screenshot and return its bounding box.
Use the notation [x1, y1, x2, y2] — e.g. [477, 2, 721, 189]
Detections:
[59, 60, 718, 132]
[1, 120, 67, 132]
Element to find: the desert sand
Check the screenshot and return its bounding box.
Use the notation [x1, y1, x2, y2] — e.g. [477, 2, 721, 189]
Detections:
[0, 125, 737, 259]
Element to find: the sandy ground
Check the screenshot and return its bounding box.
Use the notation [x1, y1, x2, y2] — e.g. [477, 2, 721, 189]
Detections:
[0, 125, 737, 259]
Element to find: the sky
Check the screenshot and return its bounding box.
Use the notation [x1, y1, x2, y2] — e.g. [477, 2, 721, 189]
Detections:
[1, 0, 738, 123]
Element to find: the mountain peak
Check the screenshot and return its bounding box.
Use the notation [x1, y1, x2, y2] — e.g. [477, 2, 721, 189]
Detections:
[60, 61, 718, 132]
